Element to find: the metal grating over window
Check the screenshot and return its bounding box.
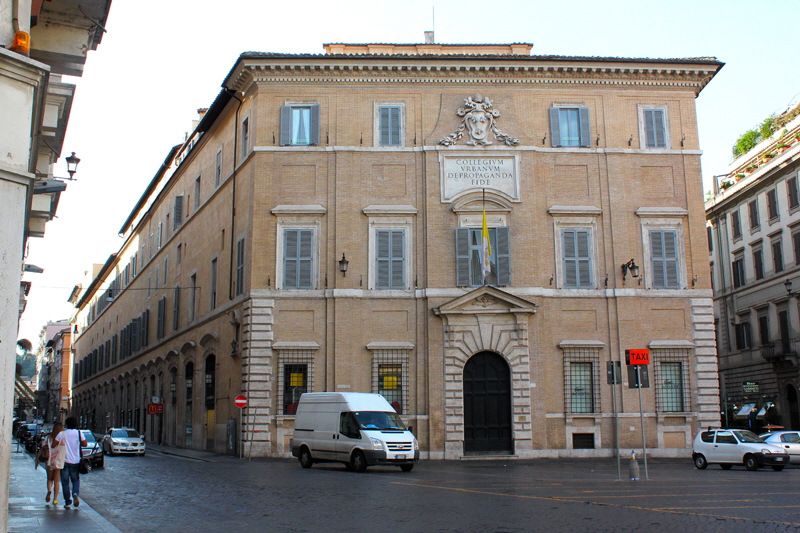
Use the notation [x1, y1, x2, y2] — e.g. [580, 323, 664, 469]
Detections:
[572, 433, 595, 449]
[652, 348, 691, 413]
[277, 350, 314, 415]
[562, 346, 601, 414]
[371, 349, 409, 415]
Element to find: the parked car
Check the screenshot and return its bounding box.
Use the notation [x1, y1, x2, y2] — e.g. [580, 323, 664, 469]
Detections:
[101, 427, 146, 456]
[692, 428, 789, 471]
[759, 431, 800, 463]
[17, 423, 41, 452]
[80, 430, 104, 468]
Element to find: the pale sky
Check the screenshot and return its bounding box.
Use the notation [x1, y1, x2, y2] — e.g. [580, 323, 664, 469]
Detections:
[18, 0, 800, 344]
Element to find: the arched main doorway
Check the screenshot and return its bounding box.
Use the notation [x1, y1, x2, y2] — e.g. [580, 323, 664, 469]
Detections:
[463, 351, 512, 454]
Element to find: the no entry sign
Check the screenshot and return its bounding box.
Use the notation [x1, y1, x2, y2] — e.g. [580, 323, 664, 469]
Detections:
[234, 395, 248, 408]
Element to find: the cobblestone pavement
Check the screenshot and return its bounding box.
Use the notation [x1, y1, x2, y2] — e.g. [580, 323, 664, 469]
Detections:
[37, 447, 800, 533]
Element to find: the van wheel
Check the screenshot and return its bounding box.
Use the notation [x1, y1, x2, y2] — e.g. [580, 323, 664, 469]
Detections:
[744, 455, 759, 471]
[400, 464, 414, 472]
[350, 451, 368, 473]
[693, 454, 707, 469]
[299, 447, 313, 469]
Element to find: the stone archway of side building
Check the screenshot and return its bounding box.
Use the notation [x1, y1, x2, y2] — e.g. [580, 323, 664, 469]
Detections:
[463, 351, 513, 455]
[785, 384, 800, 431]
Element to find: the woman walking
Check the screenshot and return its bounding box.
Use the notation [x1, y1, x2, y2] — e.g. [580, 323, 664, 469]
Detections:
[45, 422, 66, 505]
[57, 417, 87, 509]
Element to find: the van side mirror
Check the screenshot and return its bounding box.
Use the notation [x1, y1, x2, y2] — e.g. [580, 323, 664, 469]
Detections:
[408, 425, 413, 435]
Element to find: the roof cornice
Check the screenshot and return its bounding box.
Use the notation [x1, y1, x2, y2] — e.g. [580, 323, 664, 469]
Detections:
[223, 54, 723, 96]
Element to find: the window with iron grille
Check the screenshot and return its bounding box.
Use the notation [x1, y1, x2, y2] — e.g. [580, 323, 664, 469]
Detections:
[278, 350, 314, 415]
[561, 345, 601, 414]
[370, 349, 409, 415]
[652, 348, 691, 413]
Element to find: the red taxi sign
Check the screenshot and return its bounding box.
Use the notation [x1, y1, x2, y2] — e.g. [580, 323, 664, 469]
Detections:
[625, 349, 650, 365]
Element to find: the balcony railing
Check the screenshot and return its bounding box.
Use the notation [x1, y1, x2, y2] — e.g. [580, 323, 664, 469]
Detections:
[761, 338, 800, 360]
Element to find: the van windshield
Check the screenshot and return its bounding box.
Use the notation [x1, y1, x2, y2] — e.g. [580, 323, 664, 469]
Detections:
[352, 411, 406, 431]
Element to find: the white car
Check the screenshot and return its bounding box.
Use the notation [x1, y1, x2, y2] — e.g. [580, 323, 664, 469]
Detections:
[692, 428, 789, 471]
[760, 431, 800, 462]
[102, 427, 146, 456]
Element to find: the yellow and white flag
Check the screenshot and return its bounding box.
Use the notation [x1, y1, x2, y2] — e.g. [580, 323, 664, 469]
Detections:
[481, 204, 492, 282]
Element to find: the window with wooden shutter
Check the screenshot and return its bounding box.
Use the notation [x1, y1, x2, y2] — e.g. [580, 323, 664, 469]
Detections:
[235, 238, 245, 296]
[767, 189, 779, 220]
[280, 105, 320, 146]
[173, 285, 180, 331]
[375, 229, 405, 289]
[378, 105, 402, 147]
[284, 228, 314, 289]
[241, 117, 249, 159]
[550, 107, 591, 147]
[650, 230, 680, 289]
[562, 229, 593, 288]
[643, 108, 667, 148]
[788, 177, 799, 209]
[455, 226, 511, 287]
[772, 238, 784, 273]
[174, 195, 183, 229]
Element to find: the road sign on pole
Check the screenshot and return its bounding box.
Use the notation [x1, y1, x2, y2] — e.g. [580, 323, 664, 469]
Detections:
[625, 349, 650, 365]
[234, 395, 247, 409]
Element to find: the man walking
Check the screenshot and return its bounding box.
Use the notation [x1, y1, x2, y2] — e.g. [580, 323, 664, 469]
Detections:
[57, 417, 87, 509]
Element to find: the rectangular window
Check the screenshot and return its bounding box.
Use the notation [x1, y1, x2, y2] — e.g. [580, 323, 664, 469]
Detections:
[569, 362, 594, 413]
[174, 195, 184, 230]
[735, 320, 752, 350]
[371, 348, 409, 415]
[154, 265, 160, 291]
[147, 273, 152, 297]
[649, 230, 680, 289]
[748, 200, 760, 230]
[157, 222, 163, 249]
[758, 313, 770, 345]
[562, 229, 592, 288]
[753, 247, 764, 280]
[194, 176, 201, 209]
[140, 309, 149, 348]
[550, 107, 590, 147]
[156, 297, 166, 340]
[642, 108, 667, 148]
[788, 177, 799, 210]
[794, 230, 800, 266]
[773, 238, 784, 273]
[375, 229, 405, 289]
[654, 351, 688, 413]
[283, 364, 307, 415]
[131, 253, 137, 278]
[707, 226, 713, 252]
[283, 229, 314, 289]
[210, 258, 218, 310]
[732, 254, 745, 288]
[378, 105, 402, 147]
[280, 105, 320, 146]
[215, 149, 223, 188]
[241, 117, 249, 159]
[189, 274, 197, 322]
[767, 189, 779, 220]
[731, 210, 742, 240]
[173, 286, 180, 331]
[163, 257, 168, 287]
[177, 243, 182, 265]
[455, 227, 511, 287]
[278, 349, 314, 415]
[235, 238, 245, 296]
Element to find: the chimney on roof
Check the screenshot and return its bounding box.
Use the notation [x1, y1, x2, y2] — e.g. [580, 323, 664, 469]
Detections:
[424, 31, 434, 44]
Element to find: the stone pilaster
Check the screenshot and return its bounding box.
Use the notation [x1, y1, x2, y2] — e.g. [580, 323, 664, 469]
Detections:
[240, 295, 275, 456]
[691, 298, 721, 427]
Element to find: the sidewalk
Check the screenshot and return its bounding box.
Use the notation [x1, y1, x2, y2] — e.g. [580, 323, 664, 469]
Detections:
[7, 442, 122, 533]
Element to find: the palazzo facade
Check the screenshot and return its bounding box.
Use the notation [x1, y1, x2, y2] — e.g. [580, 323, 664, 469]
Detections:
[70, 42, 722, 458]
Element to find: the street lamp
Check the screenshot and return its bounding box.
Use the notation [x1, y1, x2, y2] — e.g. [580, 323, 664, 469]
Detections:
[621, 259, 640, 282]
[65, 152, 81, 180]
[338, 253, 349, 276]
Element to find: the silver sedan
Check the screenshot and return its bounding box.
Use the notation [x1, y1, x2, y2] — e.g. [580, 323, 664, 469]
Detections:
[761, 431, 800, 462]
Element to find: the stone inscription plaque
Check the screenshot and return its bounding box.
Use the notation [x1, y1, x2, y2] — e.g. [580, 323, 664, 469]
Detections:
[440, 153, 520, 202]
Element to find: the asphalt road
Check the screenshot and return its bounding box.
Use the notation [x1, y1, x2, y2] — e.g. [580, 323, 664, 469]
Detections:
[76, 451, 800, 533]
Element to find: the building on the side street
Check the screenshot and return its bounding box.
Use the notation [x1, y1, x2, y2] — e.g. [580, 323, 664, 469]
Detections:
[706, 102, 800, 431]
[33, 320, 71, 423]
[0, 1, 112, 528]
[70, 40, 723, 459]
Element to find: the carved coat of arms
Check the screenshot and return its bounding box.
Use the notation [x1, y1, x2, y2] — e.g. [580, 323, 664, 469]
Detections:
[439, 94, 519, 147]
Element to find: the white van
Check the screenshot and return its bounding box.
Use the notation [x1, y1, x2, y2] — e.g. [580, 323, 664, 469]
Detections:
[290, 392, 419, 472]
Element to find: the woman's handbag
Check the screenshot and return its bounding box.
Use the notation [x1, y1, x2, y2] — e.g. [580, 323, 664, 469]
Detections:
[37, 441, 50, 462]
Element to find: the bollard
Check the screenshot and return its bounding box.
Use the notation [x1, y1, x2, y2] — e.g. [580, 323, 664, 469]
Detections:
[629, 450, 640, 481]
